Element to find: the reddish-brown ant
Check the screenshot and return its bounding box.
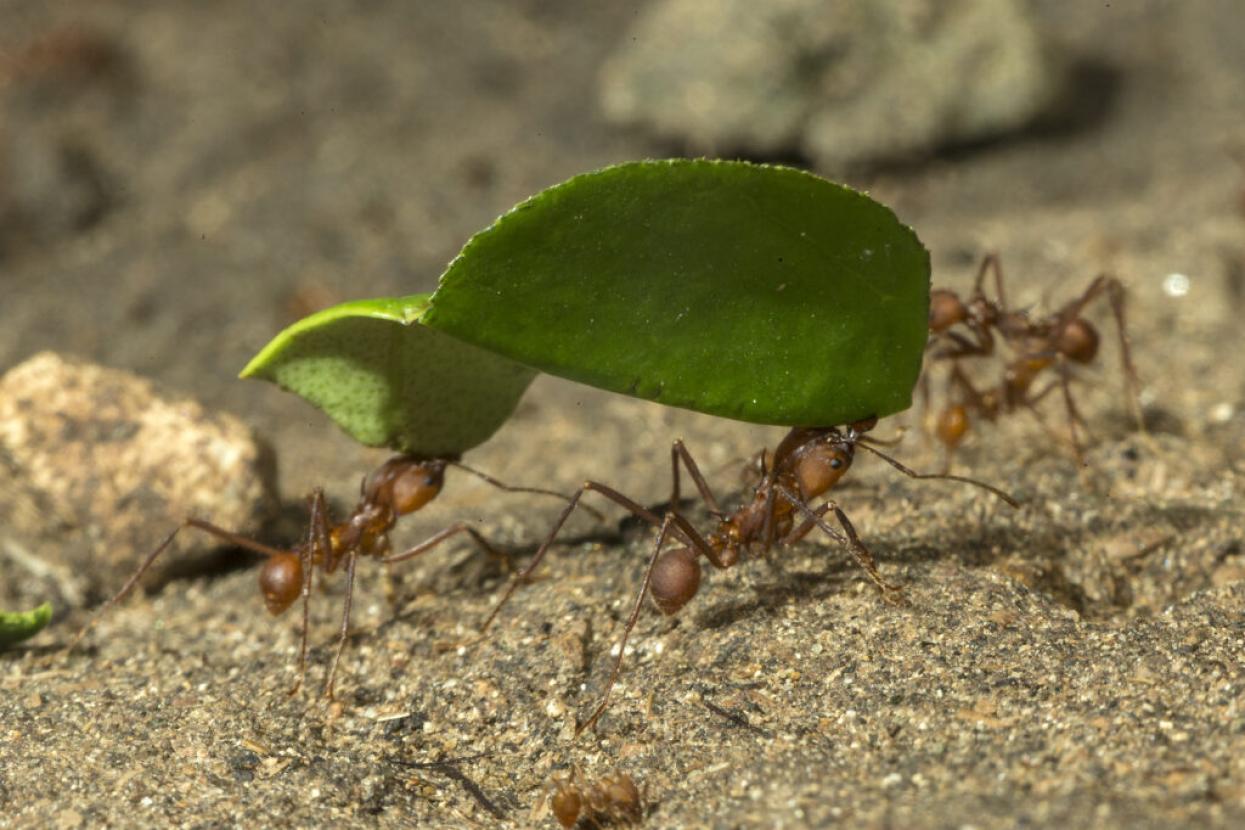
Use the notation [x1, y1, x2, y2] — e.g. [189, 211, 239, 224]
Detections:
[64, 455, 584, 698]
[925, 253, 1143, 467]
[483, 416, 1016, 732]
[548, 767, 643, 828]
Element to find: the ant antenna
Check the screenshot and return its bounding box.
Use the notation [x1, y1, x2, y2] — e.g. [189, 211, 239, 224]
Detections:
[449, 461, 606, 521]
[856, 439, 1020, 508]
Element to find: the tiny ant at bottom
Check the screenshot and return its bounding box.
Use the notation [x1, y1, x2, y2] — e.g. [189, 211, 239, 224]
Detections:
[484, 416, 1017, 733]
[64, 455, 583, 698]
[548, 767, 643, 828]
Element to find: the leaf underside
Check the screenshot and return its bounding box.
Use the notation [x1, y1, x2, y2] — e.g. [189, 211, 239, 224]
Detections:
[241, 295, 536, 456]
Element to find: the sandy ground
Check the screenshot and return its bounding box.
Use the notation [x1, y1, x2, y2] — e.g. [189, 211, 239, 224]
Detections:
[2, 2, 1244, 828]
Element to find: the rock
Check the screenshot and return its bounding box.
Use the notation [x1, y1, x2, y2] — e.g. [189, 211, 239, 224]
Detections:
[0, 352, 276, 605]
[599, 0, 1057, 170]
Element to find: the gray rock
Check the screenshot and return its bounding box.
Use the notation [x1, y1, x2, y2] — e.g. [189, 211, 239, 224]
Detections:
[0, 352, 276, 604]
[600, 0, 1057, 169]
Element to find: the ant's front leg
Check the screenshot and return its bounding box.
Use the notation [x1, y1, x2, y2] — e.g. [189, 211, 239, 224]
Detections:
[772, 484, 903, 600]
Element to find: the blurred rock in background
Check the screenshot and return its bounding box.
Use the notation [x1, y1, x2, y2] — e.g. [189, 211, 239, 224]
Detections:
[600, 0, 1058, 170]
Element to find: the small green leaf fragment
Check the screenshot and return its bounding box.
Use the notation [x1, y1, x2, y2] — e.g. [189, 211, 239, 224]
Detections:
[0, 602, 53, 647]
[424, 159, 930, 427]
[241, 294, 536, 456]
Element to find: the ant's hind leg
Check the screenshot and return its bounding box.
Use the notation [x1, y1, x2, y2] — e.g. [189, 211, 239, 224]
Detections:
[480, 483, 656, 633]
[1103, 278, 1146, 433]
[322, 549, 359, 700]
[288, 489, 330, 698]
[482, 481, 719, 633]
[62, 517, 289, 656]
[61, 526, 183, 656]
[383, 521, 512, 570]
[577, 513, 678, 736]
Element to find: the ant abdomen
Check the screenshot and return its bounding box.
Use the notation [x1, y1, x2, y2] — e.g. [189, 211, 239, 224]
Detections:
[258, 552, 303, 615]
[936, 404, 970, 449]
[649, 546, 700, 615]
[1057, 318, 1100, 364]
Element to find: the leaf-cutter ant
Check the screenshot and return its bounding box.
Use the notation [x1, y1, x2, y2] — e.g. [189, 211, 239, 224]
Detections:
[64, 455, 582, 698]
[548, 767, 643, 828]
[483, 416, 1016, 732]
[926, 253, 1143, 468]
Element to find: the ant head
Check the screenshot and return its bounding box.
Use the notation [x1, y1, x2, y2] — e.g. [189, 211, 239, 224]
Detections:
[649, 546, 701, 615]
[365, 457, 447, 515]
[794, 438, 854, 501]
[258, 551, 302, 615]
[929, 289, 967, 332]
[1057, 317, 1099, 364]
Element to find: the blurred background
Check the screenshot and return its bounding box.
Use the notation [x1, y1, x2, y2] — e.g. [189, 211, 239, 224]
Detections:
[2, 0, 1242, 502]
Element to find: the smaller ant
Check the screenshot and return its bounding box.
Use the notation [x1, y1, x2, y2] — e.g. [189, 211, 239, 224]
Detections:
[926, 253, 1143, 467]
[548, 767, 643, 828]
[64, 455, 583, 698]
[484, 417, 1016, 732]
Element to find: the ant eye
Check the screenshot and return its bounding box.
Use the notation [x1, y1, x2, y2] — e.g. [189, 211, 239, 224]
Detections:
[830, 458, 843, 469]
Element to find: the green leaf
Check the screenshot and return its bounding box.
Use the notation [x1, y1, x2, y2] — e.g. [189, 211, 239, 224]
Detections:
[423, 159, 929, 427]
[0, 602, 52, 648]
[240, 294, 536, 456]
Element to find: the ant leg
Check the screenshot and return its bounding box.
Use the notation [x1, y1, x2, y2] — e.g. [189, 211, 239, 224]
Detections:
[450, 461, 605, 522]
[322, 548, 359, 699]
[1056, 358, 1090, 466]
[62, 517, 290, 655]
[781, 502, 832, 545]
[482, 482, 722, 632]
[1102, 278, 1146, 433]
[771, 484, 901, 597]
[671, 440, 726, 517]
[383, 522, 508, 567]
[289, 489, 331, 697]
[973, 252, 1008, 311]
[577, 513, 677, 735]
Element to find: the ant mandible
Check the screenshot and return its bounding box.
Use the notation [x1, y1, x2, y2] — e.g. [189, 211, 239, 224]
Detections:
[482, 416, 1017, 733]
[926, 253, 1143, 468]
[64, 455, 584, 699]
